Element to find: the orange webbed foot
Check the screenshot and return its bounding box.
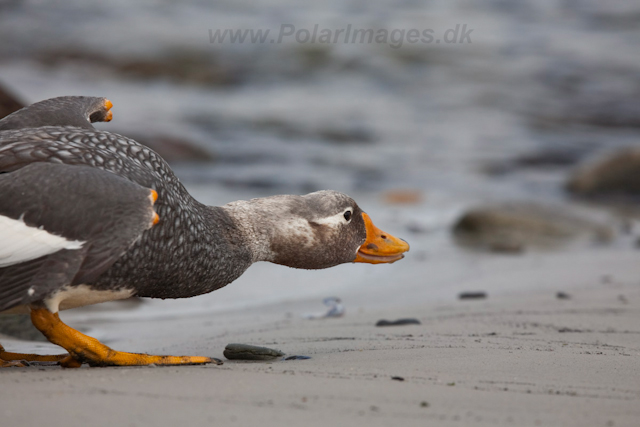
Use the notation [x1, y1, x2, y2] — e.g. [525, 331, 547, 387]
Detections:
[0, 343, 68, 365]
[30, 307, 218, 367]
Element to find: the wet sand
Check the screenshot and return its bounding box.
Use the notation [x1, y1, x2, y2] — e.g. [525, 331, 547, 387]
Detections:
[2, 249, 639, 427]
[1, 1, 640, 425]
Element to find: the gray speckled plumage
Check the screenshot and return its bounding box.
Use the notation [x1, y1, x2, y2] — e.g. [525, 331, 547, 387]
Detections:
[0, 97, 373, 313]
[0, 96, 112, 131]
[0, 126, 252, 302]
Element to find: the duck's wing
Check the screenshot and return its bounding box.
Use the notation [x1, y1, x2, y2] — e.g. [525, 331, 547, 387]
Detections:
[0, 126, 184, 196]
[0, 96, 113, 131]
[0, 162, 158, 312]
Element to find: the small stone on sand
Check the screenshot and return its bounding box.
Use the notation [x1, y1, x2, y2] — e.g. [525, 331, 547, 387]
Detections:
[223, 344, 285, 360]
[376, 318, 421, 327]
[459, 292, 488, 300]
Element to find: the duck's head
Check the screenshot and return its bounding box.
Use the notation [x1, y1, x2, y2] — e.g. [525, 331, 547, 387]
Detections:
[224, 190, 409, 269]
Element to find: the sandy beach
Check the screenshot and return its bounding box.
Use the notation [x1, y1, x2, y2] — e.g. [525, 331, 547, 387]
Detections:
[2, 247, 639, 427]
[1, 1, 640, 426]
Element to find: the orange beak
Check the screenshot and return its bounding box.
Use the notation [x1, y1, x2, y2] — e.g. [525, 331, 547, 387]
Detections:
[354, 212, 410, 264]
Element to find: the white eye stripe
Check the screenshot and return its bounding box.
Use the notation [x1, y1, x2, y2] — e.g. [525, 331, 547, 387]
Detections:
[314, 208, 354, 227]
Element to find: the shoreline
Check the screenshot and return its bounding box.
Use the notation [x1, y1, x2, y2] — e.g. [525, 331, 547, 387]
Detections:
[2, 257, 639, 427]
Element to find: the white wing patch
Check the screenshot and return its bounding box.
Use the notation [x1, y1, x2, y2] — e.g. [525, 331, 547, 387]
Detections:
[0, 215, 85, 268]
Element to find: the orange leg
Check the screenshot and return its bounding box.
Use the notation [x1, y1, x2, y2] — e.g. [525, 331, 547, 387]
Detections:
[0, 342, 68, 367]
[30, 307, 218, 367]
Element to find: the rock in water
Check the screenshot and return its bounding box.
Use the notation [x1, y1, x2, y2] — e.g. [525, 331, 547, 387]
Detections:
[567, 148, 640, 197]
[452, 203, 614, 252]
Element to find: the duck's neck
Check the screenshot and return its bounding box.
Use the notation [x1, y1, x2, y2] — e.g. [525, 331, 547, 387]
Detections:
[108, 195, 317, 299]
[220, 194, 323, 268]
[219, 199, 282, 264]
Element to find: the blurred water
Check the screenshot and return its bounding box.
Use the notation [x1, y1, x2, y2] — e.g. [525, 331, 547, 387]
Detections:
[1, 0, 639, 314]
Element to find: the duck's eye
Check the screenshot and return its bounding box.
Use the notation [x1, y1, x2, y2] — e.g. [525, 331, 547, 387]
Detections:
[344, 210, 352, 221]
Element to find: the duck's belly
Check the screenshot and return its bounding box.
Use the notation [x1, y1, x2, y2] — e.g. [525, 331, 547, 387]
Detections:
[0, 285, 134, 315]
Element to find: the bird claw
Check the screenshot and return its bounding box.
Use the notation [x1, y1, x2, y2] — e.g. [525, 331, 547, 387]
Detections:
[0, 359, 30, 368]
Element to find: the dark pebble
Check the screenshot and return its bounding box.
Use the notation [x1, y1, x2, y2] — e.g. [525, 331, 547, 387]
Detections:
[558, 327, 583, 333]
[223, 343, 285, 360]
[376, 318, 421, 327]
[459, 292, 487, 300]
[284, 355, 311, 360]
